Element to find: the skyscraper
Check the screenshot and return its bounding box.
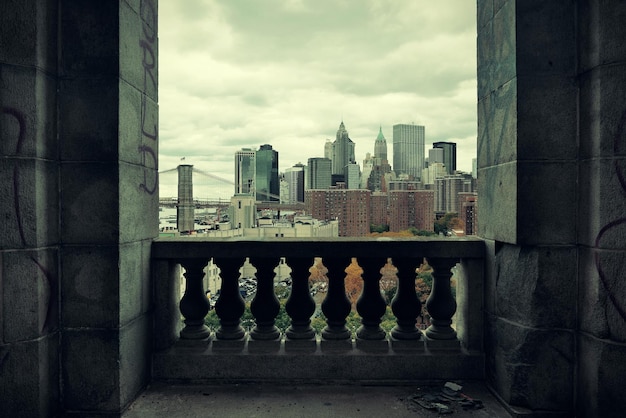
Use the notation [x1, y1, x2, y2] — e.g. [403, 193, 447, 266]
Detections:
[345, 162, 360, 189]
[332, 121, 355, 176]
[433, 141, 457, 175]
[234, 148, 255, 196]
[393, 124, 425, 179]
[374, 126, 388, 163]
[255, 144, 279, 202]
[307, 157, 332, 189]
[284, 163, 305, 203]
[367, 127, 392, 192]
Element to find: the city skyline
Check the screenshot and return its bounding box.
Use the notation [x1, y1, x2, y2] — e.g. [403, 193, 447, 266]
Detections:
[158, 1, 477, 198]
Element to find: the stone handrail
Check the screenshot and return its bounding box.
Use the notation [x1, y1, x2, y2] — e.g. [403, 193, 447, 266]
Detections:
[152, 237, 485, 355]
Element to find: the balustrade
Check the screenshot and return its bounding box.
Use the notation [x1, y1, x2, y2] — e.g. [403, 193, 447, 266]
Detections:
[179, 259, 211, 339]
[425, 257, 459, 340]
[321, 257, 353, 340]
[284, 257, 316, 340]
[213, 257, 246, 340]
[153, 238, 483, 356]
[355, 257, 387, 340]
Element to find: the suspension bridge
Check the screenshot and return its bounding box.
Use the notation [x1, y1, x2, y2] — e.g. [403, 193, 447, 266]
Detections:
[158, 165, 304, 210]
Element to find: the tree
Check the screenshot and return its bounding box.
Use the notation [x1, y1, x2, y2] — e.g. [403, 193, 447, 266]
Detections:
[435, 212, 462, 235]
[380, 259, 397, 303]
[309, 257, 327, 285]
[370, 224, 389, 233]
[344, 258, 363, 308]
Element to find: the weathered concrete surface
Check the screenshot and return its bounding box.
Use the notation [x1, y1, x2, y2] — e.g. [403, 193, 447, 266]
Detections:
[124, 381, 511, 418]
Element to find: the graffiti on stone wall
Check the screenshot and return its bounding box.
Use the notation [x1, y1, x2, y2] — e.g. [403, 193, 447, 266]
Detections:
[594, 108, 626, 323]
[1, 106, 57, 333]
[138, 0, 158, 195]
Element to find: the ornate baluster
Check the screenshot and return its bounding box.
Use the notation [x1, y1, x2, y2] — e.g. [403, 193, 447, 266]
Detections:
[321, 257, 352, 340]
[179, 259, 211, 340]
[356, 257, 387, 340]
[249, 257, 281, 340]
[214, 257, 246, 340]
[285, 257, 316, 340]
[425, 257, 458, 340]
[390, 257, 422, 340]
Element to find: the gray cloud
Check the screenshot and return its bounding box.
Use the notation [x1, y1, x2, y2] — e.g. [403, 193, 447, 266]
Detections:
[158, 0, 477, 198]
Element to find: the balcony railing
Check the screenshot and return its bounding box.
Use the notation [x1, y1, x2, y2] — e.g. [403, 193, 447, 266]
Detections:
[151, 237, 485, 382]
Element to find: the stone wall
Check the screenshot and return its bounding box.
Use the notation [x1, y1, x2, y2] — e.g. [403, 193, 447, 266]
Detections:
[478, 1, 626, 416]
[577, 1, 626, 417]
[0, 0, 158, 415]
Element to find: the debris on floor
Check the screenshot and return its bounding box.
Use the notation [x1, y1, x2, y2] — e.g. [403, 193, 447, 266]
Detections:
[406, 381, 484, 414]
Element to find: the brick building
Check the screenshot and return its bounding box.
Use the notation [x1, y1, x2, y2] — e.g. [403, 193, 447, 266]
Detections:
[388, 190, 435, 232]
[305, 189, 371, 236]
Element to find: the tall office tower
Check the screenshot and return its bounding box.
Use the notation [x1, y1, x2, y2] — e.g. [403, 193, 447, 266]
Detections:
[361, 153, 374, 189]
[284, 163, 305, 203]
[235, 148, 256, 197]
[428, 147, 445, 166]
[255, 144, 279, 202]
[388, 190, 435, 232]
[307, 157, 332, 189]
[433, 141, 457, 175]
[332, 121, 355, 175]
[324, 139, 334, 160]
[345, 162, 361, 189]
[393, 124, 425, 179]
[374, 126, 388, 163]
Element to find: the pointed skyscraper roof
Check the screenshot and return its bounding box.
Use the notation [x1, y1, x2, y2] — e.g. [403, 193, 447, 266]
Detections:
[376, 125, 385, 141]
[374, 126, 388, 161]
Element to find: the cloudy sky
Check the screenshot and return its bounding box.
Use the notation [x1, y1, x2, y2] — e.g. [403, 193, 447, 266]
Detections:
[158, 0, 477, 199]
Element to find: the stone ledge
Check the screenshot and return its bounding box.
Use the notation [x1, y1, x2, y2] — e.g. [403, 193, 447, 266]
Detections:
[153, 339, 484, 382]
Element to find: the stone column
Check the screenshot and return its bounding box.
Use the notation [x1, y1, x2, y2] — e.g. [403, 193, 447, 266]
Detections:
[478, 0, 577, 413]
[0, 2, 60, 415]
[58, 0, 158, 413]
[577, 2, 626, 417]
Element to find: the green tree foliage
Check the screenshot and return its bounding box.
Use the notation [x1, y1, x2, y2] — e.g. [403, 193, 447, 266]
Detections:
[370, 224, 389, 233]
[434, 212, 462, 235]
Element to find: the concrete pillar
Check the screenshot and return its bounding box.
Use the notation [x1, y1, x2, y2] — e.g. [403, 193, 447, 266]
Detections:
[479, 1, 626, 415]
[478, 0, 577, 413]
[1, 0, 158, 415]
[577, 2, 626, 417]
[58, 0, 158, 413]
[0, 1, 61, 416]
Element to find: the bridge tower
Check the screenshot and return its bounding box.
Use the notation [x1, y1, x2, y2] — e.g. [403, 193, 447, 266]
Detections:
[177, 165, 195, 232]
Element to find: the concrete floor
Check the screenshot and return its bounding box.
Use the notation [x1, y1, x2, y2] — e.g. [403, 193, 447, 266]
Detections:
[124, 381, 512, 417]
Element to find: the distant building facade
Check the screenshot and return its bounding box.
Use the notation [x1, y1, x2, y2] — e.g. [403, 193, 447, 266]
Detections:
[393, 124, 425, 179]
[307, 157, 332, 190]
[255, 144, 279, 202]
[229, 194, 256, 229]
[305, 189, 371, 236]
[284, 163, 305, 203]
[457, 192, 478, 236]
[388, 190, 435, 232]
[433, 141, 457, 175]
[331, 121, 356, 176]
[234, 148, 256, 196]
[370, 192, 388, 228]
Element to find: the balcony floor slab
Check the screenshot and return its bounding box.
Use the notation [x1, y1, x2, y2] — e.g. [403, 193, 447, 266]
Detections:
[124, 381, 511, 417]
